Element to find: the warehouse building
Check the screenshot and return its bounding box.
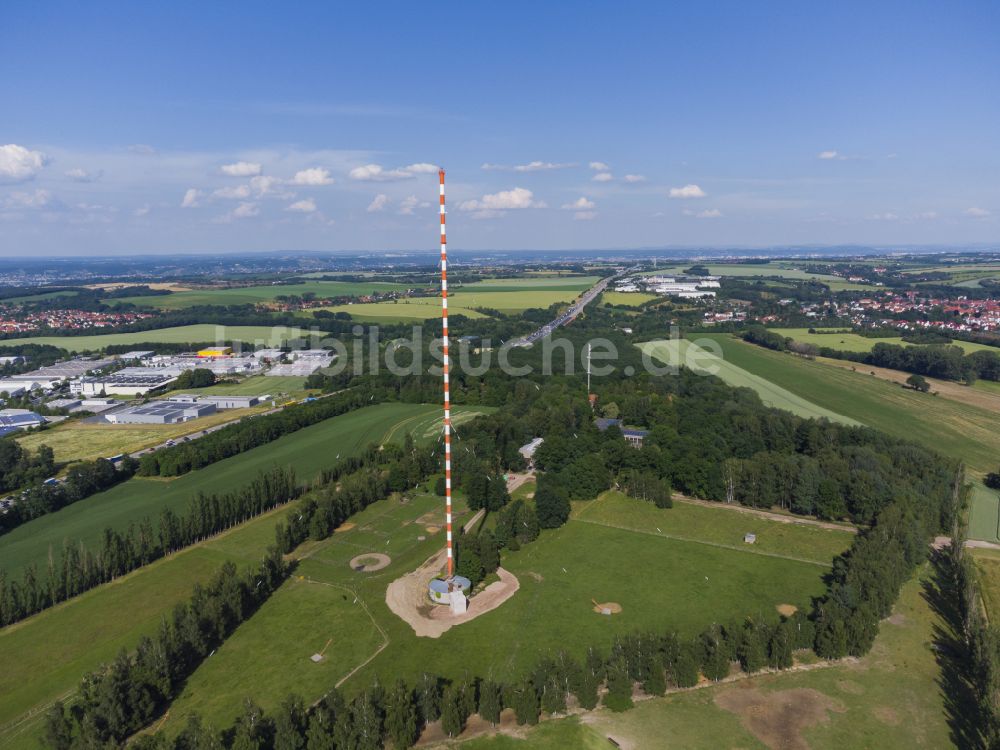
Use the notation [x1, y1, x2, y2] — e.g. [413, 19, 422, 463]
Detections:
[105, 401, 217, 424]
[0, 409, 47, 437]
[168, 394, 260, 409]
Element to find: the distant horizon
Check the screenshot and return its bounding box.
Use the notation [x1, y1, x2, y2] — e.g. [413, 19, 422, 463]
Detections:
[2, 2, 997, 255]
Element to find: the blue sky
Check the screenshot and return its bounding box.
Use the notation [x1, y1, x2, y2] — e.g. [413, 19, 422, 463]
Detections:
[1, 1, 998, 255]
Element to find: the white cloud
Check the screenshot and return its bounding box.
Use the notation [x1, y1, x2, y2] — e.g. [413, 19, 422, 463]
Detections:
[290, 167, 333, 185]
[402, 162, 437, 174]
[349, 162, 436, 181]
[591, 172, 613, 183]
[683, 207, 722, 218]
[398, 195, 430, 215]
[459, 187, 544, 214]
[965, 206, 991, 218]
[220, 161, 262, 177]
[0, 144, 48, 183]
[869, 212, 900, 221]
[482, 161, 575, 172]
[561, 197, 596, 211]
[669, 184, 706, 199]
[367, 193, 389, 212]
[232, 202, 259, 218]
[213, 184, 252, 199]
[286, 198, 317, 213]
[589, 161, 610, 171]
[181, 188, 202, 208]
[818, 150, 847, 160]
[65, 167, 98, 182]
[623, 174, 646, 183]
[133, 205, 150, 217]
[574, 211, 597, 221]
[249, 175, 281, 196]
[3, 189, 52, 209]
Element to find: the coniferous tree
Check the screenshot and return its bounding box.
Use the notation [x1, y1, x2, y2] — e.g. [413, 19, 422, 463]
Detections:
[478, 680, 503, 726]
[385, 679, 419, 749]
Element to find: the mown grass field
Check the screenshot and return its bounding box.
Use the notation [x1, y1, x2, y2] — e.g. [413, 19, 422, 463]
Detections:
[0, 324, 308, 352]
[312, 299, 489, 322]
[698, 334, 1000, 542]
[772, 327, 1000, 355]
[639, 339, 857, 424]
[638, 263, 851, 283]
[0, 403, 489, 579]
[574, 492, 855, 566]
[968, 482, 1000, 544]
[113, 281, 415, 309]
[971, 548, 1000, 623]
[451, 567, 951, 749]
[14, 405, 270, 464]
[155, 489, 836, 734]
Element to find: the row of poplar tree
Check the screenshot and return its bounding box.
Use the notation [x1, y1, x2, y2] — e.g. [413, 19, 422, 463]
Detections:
[0, 466, 298, 627]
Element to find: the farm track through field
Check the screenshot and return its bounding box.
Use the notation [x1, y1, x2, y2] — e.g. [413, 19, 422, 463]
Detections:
[670, 495, 860, 534]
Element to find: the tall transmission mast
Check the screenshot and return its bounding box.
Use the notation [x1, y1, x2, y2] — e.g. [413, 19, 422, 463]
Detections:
[439, 168, 454, 578]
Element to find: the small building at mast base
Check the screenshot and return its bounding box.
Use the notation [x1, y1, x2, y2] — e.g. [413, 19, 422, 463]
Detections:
[428, 576, 471, 614]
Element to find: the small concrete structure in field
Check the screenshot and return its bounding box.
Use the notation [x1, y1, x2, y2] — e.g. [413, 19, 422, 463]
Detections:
[428, 575, 471, 614]
[744, 532, 757, 544]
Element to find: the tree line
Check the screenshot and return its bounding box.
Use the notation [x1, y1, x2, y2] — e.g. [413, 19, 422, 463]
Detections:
[137, 388, 381, 477]
[43, 549, 289, 750]
[0, 467, 298, 627]
[107, 611, 815, 750]
[741, 324, 1000, 385]
[0, 438, 56, 493]
[0, 456, 138, 535]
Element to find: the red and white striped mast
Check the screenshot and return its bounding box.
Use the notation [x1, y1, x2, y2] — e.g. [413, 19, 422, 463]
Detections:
[439, 167, 454, 578]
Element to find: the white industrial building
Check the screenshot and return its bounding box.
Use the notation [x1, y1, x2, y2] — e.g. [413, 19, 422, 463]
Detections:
[74, 368, 181, 396]
[105, 401, 217, 424]
[266, 349, 335, 376]
[168, 394, 260, 409]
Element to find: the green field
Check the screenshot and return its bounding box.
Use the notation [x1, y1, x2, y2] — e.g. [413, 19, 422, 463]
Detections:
[155, 488, 836, 733]
[313, 299, 489, 322]
[195, 375, 310, 397]
[0, 324, 309, 352]
[772, 327, 1000, 355]
[639, 339, 858, 424]
[697, 335, 1000, 541]
[113, 281, 415, 309]
[4, 290, 81, 304]
[0, 403, 489, 579]
[575, 492, 855, 566]
[0, 510, 291, 750]
[969, 482, 1000, 544]
[450, 566, 951, 749]
[972, 548, 1000, 623]
[602, 291, 658, 307]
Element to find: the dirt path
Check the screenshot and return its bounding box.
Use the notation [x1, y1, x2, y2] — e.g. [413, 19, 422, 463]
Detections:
[506, 471, 534, 494]
[672, 494, 860, 534]
[817, 355, 1000, 415]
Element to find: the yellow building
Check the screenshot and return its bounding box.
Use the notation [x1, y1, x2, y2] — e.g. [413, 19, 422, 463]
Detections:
[196, 347, 232, 358]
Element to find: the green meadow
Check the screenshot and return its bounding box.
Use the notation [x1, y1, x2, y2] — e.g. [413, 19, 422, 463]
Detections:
[113, 281, 415, 309]
[0, 403, 488, 579]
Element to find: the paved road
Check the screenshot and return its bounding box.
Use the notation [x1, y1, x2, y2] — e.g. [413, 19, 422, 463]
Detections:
[512, 269, 633, 347]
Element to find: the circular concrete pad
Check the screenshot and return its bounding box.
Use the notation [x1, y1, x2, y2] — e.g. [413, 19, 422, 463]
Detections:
[349, 553, 391, 572]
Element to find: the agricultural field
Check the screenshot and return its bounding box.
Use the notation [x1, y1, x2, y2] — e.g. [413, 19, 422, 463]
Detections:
[3, 289, 80, 304]
[638, 263, 855, 284]
[112, 281, 415, 309]
[772, 327, 1000, 355]
[451, 566, 952, 749]
[0, 324, 309, 352]
[971, 548, 1000, 622]
[312, 299, 489, 322]
[14, 405, 271, 464]
[696, 334, 1000, 541]
[638, 339, 857, 424]
[162, 490, 837, 734]
[601, 291, 658, 307]
[968, 482, 1000, 544]
[0, 403, 490, 579]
